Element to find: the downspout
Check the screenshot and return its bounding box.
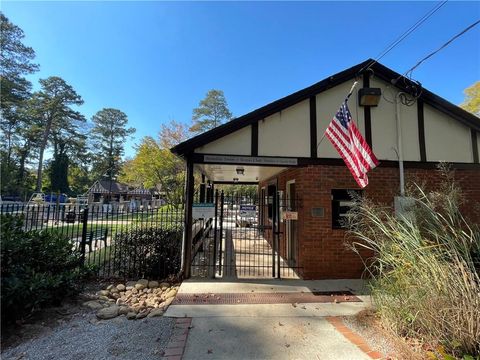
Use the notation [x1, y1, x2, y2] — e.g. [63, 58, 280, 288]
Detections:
[395, 92, 405, 197]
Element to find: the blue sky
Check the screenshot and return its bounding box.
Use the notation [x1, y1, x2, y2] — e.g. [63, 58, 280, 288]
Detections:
[3, 1, 480, 158]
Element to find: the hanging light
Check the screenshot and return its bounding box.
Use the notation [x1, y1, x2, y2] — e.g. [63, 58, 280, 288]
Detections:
[358, 88, 382, 106]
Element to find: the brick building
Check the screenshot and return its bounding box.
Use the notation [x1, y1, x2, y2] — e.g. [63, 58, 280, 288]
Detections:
[171, 60, 480, 280]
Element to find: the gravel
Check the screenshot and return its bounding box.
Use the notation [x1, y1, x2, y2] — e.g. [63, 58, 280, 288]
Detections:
[2, 314, 176, 360]
[342, 315, 395, 357]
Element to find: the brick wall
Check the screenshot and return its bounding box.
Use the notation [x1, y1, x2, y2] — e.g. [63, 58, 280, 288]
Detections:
[260, 165, 480, 280]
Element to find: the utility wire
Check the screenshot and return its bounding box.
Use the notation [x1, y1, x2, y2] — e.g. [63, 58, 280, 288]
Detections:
[357, 0, 448, 75]
[400, 19, 480, 80]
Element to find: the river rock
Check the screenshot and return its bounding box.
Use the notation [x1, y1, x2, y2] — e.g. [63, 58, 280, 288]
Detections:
[106, 284, 115, 291]
[96, 305, 119, 320]
[147, 308, 164, 318]
[135, 284, 145, 290]
[126, 312, 137, 320]
[136, 310, 149, 319]
[98, 290, 110, 297]
[117, 284, 126, 291]
[83, 300, 104, 310]
[148, 281, 159, 288]
[164, 288, 177, 299]
[118, 306, 130, 315]
[163, 297, 175, 307]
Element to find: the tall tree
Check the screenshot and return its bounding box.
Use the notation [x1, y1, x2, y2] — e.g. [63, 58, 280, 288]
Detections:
[0, 13, 39, 195]
[30, 76, 85, 191]
[119, 120, 188, 204]
[461, 81, 480, 117]
[190, 89, 232, 134]
[90, 108, 135, 180]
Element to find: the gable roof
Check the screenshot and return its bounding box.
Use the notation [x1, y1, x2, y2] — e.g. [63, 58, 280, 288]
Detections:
[171, 59, 480, 156]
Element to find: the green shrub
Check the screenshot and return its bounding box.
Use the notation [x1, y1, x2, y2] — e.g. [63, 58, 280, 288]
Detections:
[347, 175, 480, 356]
[1, 214, 92, 324]
[112, 227, 182, 279]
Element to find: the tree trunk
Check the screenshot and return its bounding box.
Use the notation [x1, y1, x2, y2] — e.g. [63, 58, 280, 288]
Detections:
[36, 115, 53, 191]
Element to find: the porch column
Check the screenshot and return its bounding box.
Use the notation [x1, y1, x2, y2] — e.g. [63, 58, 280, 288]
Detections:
[182, 155, 195, 278]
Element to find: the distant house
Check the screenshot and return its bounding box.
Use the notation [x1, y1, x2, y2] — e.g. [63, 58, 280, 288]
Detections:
[87, 180, 152, 202]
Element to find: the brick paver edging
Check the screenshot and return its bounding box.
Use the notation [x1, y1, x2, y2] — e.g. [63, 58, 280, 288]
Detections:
[161, 317, 192, 360]
[326, 316, 384, 360]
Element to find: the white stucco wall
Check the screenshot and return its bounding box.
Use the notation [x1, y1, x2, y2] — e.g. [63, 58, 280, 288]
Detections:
[193, 78, 475, 164]
[424, 105, 473, 163]
[316, 82, 365, 159]
[258, 99, 310, 157]
[195, 125, 251, 155]
[369, 78, 420, 161]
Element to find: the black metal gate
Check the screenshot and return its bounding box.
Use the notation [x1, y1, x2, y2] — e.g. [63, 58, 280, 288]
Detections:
[190, 190, 302, 279]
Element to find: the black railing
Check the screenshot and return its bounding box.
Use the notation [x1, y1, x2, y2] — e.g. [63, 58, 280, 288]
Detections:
[0, 201, 185, 279]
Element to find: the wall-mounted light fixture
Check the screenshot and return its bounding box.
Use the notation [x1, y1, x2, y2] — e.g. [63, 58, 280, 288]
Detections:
[236, 167, 244, 175]
[233, 178, 239, 183]
[358, 88, 381, 106]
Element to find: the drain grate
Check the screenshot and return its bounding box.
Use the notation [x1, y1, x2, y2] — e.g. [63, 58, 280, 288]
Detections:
[172, 291, 361, 305]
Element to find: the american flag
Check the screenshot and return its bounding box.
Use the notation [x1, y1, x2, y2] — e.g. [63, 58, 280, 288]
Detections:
[325, 101, 379, 188]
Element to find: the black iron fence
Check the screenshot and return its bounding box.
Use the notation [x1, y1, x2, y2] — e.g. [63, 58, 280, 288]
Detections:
[0, 202, 185, 279]
[190, 190, 303, 279]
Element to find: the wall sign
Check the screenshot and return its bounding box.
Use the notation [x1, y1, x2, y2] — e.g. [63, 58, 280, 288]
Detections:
[239, 205, 256, 218]
[204, 155, 298, 166]
[283, 211, 298, 220]
[192, 203, 215, 219]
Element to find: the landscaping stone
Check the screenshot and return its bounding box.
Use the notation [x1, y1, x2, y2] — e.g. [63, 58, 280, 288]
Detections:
[94, 279, 179, 321]
[98, 290, 110, 297]
[118, 306, 130, 315]
[164, 288, 177, 299]
[147, 308, 164, 318]
[96, 305, 119, 320]
[82, 300, 104, 310]
[148, 281, 159, 288]
[135, 283, 146, 290]
[126, 312, 137, 320]
[136, 310, 149, 319]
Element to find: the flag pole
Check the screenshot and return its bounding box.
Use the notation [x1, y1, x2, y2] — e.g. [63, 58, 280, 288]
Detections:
[395, 92, 406, 196]
[317, 81, 359, 149]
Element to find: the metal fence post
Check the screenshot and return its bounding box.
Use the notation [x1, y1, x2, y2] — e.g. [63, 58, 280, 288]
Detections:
[212, 189, 219, 279]
[80, 207, 89, 265]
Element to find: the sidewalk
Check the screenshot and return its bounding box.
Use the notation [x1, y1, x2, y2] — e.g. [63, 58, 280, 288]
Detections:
[164, 279, 375, 360]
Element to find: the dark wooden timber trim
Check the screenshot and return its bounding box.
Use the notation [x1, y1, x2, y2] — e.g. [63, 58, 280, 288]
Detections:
[251, 122, 258, 156]
[362, 72, 373, 148]
[171, 60, 480, 156]
[417, 98, 427, 162]
[182, 155, 195, 279]
[472, 129, 479, 164]
[192, 153, 480, 170]
[309, 96, 317, 158]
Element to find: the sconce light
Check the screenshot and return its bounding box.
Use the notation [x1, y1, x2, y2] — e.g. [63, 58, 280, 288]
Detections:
[236, 167, 244, 175]
[358, 88, 381, 106]
[233, 178, 239, 183]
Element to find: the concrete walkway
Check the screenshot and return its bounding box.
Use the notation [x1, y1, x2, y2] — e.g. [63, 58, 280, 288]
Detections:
[165, 279, 373, 360]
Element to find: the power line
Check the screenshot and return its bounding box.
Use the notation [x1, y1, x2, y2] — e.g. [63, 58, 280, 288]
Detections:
[400, 19, 480, 80]
[357, 1, 448, 75]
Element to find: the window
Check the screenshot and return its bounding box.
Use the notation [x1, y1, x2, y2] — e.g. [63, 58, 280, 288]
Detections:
[267, 184, 276, 220]
[331, 189, 362, 229]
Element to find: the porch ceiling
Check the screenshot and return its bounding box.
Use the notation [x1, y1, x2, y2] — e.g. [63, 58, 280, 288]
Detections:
[196, 163, 286, 183]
